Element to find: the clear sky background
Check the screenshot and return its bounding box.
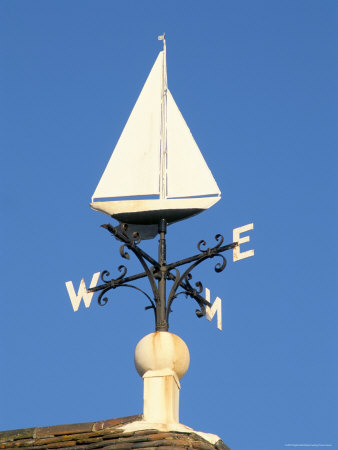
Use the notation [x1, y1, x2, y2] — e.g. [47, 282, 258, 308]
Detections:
[1, 1, 337, 449]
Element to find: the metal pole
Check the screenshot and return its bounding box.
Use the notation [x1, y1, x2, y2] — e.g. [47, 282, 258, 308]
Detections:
[156, 218, 168, 331]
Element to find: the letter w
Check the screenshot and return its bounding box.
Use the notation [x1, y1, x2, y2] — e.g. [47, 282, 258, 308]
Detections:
[205, 288, 222, 331]
[65, 272, 100, 312]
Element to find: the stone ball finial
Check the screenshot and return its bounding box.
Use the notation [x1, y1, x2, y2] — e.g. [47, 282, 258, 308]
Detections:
[134, 331, 190, 380]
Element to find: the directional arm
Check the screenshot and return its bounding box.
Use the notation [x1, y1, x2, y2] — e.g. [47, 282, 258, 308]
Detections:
[166, 241, 238, 271]
[89, 270, 148, 293]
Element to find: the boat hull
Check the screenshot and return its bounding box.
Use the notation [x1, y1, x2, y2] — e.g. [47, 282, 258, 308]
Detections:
[90, 197, 221, 225]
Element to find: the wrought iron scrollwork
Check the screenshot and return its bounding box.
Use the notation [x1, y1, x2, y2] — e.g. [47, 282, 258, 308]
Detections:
[101, 265, 128, 284]
[214, 255, 227, 273]
[88, 221, 238, 331]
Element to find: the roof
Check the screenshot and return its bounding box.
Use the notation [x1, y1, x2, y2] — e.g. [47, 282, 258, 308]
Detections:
[0, 415, 230, 450]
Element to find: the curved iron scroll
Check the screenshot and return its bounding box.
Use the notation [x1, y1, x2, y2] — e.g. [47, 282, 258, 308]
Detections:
[97, 283, 155, 314]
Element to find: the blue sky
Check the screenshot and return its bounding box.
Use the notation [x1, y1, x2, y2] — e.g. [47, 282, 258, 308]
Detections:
[1, 1, 337, 449]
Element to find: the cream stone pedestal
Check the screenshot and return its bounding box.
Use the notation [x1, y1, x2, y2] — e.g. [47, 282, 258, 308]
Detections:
[134, 332, 190, 425]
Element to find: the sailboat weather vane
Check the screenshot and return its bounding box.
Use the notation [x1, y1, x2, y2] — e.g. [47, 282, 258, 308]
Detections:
[66, 35, 254, 332]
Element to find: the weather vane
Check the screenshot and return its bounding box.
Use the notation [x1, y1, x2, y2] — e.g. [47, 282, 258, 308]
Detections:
[66, 34, 254, 332]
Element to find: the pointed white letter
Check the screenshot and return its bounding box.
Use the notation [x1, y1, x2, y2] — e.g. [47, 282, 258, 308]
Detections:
[65, 272, 100, 312]
[205, 288, 222, 331]
[233, 223, 254, 262]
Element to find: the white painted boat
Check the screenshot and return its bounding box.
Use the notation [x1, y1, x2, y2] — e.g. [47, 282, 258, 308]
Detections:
[91, 35, 221, 238]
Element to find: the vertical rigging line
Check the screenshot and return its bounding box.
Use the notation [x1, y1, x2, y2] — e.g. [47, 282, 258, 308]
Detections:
[159, 35, 168, 199]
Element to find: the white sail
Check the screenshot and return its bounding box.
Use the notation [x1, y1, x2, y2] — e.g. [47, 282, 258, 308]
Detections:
[91, 37, 222, 235]
[166, 90, 221, 198]
[92, 52, 163, 200]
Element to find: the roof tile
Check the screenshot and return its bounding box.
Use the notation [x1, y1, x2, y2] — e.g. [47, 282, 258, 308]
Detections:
[93, 416, 142, 432]
[0, 428, 35, 444]
[34, 422, 93, 438]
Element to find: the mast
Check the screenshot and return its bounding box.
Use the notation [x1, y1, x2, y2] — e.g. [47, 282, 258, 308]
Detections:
[158, 34, 167, 199]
